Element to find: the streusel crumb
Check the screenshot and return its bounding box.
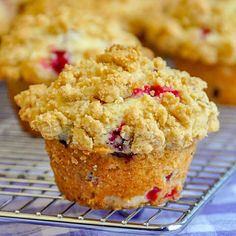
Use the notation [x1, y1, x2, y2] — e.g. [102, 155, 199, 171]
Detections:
[142, 0, 236, 65]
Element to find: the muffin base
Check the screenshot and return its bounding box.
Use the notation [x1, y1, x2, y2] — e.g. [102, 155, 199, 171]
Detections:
[174, 58, 236, 105]
[6, 79, 40, 137]
[46, 140, 196, 210]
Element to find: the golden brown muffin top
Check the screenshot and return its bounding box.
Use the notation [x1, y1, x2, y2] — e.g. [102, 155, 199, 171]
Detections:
[0, 5, 140, 84]
[15, 45, 219, 155]
[142, 0, 236, 65]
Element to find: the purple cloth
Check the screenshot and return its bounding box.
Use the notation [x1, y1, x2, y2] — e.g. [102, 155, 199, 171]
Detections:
[0, 172, 235, 236]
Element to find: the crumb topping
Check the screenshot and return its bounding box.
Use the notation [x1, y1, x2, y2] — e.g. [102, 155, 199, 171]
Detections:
[132, 85, 180, 98]
[15, 45, 219, 154]
[142, 0, 236, 65]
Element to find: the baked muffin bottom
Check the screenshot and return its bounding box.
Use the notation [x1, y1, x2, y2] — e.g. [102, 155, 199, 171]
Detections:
[174, 58, 236, 105]
[6, 79, 40, 137]
[46, 140, 196, 210]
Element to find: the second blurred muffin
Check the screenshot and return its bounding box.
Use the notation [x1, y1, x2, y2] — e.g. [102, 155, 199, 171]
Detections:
[139, 0, 236, 104]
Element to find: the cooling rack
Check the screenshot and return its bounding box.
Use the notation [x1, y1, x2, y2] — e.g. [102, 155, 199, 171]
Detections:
[0, 81, 235, 234]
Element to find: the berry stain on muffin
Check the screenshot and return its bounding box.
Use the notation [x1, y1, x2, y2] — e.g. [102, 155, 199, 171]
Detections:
[201, 28, 211, 38]
[165, 173, 173, 181]
[165, 187, 178, 199]
[40, 49, 70, 74]
[50, 50, 70, 74]
[108, 122, 131, 154]
[146, 187, 161, 202]
[132, 85, 179, 98]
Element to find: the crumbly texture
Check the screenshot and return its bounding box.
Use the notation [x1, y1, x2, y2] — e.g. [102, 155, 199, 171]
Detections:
[15, 45, 219, 155]
[174, 58, 236, 105]
[0, 6, 140, 84]
[46, 140, 195, 209]
[141, 0, 236, 65]
[78, 0, 157, 33]
[21, 0, 151, 24]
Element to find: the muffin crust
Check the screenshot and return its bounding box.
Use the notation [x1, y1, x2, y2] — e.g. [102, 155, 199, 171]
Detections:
[46, 140, 196, 209]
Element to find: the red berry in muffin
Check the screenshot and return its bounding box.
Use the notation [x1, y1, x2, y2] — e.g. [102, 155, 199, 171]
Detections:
[50, 50, 70, 74]
[108, 122, 131, 153]
[146, 187, 161, 202]
[165, 187, 178, 199]
[132, 85, 179, 98]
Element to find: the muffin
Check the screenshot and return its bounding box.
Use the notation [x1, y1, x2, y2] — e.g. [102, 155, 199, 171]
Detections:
[139, 0, 236, 104]
[15, 45, 219, 209]
[0, 0, 23, 36]
[0, 5, 142, 136]
[77, 0, 159, 35]
[21, 0, 160, 36]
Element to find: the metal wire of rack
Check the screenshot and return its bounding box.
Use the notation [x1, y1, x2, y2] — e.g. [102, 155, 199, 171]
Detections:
[0, 81, 235, 234]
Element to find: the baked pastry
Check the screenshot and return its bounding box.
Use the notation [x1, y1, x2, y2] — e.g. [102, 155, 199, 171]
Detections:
[139, 0, 236, 104]
[21, 0, 159, 36]
[78, 0, 158, 35]
[15, 45, 219, 209]
[0, 0, 23, 36]
[0, 5, 141, 136]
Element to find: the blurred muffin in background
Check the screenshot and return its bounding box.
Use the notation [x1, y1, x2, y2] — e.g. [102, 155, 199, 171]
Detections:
[79, 0, 160, 35]
[20, 0, 158, 35]
[138, 0, 236, 104]
[0, 2, 144, 136]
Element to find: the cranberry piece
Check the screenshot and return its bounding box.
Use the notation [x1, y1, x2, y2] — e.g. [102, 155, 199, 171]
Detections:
[143, 85, 152, 94]
[165, 187, 178, 199]
[132, 88, 144, 96]
[146, 187, 161, 202]
[50, 50, 69, 74]
[201, 28, 211, 38]
[40, 59, 50, 69]
[151, 86, 180, 97]
[132, 85, 179, 98]
[108, 123, 127, 152]
[165, 173, 173, 181]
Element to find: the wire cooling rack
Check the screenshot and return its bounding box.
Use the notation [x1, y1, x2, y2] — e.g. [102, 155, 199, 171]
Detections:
[0, 81, 236, 234]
